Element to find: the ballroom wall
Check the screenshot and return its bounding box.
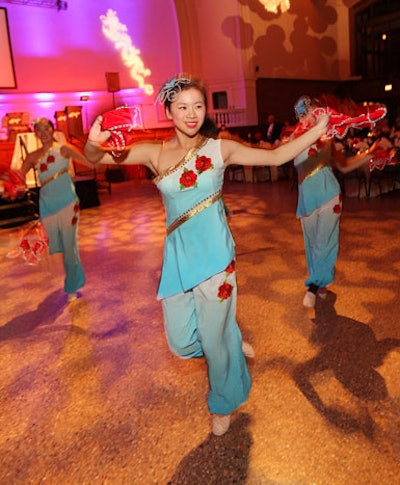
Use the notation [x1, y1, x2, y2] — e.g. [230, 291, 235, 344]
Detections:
[0, 0, 361, 135]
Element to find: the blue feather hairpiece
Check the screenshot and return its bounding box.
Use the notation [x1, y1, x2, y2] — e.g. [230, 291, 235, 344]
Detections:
[294, 96, 312, 119]
[156, 77, 192, 104]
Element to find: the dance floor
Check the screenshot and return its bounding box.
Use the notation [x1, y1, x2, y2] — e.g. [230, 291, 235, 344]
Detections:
[1, 178, 399, 484]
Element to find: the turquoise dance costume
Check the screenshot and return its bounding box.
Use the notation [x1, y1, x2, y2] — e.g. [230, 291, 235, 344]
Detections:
[294, 140, 342, 289]
[37, 143, 85, 294]
[155, 137, 251, 415]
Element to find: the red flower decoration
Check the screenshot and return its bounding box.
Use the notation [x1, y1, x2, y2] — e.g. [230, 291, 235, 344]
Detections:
[32, 242, 42, 253]
[20, 239, 30, 250]
[308, 147, 318, 157]
[333, 204, 341, 214]
[225, 260, 235, 274]
[73, 203, 80, 213]
[179, 169, 198, 189]
[47, 155, 55, 164]
[39, 163, 47, 172]
[218, 282, 233, 301]
[71, 216, 78, 225]
[195, 155, 213, 174]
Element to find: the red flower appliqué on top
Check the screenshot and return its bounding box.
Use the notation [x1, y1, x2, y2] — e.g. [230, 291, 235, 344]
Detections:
[179, 169, 198, 190]
[179, 150, 214, 190]
[195, 155, 213, 174]
[308, 146, 318, 157]
[39, 153, 56, 173]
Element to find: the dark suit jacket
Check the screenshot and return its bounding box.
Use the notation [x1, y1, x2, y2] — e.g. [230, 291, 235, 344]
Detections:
[263, 123, 282, 143]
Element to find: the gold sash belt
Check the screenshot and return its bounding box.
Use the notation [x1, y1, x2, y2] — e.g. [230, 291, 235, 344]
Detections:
[166, 190, 222, 236]
[41, 167, 69, 187]
[297, 161, 328, 184]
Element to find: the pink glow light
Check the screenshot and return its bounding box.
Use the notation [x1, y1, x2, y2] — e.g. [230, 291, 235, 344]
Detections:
[100, 9, 153, 96]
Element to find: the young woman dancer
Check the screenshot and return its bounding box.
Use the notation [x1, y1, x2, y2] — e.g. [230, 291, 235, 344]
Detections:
[291, 96, 377, 308]
[84, 76, 329, 436]
[21, 118, 92, 303]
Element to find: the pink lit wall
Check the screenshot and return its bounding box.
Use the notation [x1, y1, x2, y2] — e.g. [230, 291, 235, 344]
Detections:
[0, 0, 359, 135]
[0, 0, 181, 130]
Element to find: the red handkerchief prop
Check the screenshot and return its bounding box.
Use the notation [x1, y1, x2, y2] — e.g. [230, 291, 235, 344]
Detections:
[313, 106, 387, 139]
[293, 106, 387, 140]
[369, 149, 392, 171]
[7, 220, 49, 266]
[100, 105, 143, 157]
[0, 164, 26, 200]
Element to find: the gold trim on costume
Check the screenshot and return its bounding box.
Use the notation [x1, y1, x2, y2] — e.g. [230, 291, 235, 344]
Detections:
[166, 190, 222, 236]
[301, 163, 327, 183]
[154, 136, 208, 184]
[40, 167, 69, 187]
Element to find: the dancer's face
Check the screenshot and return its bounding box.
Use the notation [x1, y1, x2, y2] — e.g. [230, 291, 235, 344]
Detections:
[166, 87, 206, 137]
[34, 120, 54, 144]
[299, 111, 316, 128]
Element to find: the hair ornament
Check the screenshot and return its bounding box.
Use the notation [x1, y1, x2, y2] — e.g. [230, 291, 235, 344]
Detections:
[156, 76, 192, 104]
[33, 117, 52, 128]
[294, 96, 312, 119]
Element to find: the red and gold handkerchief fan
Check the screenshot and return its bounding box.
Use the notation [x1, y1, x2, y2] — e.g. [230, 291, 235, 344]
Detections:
[100, 105, 143, 157]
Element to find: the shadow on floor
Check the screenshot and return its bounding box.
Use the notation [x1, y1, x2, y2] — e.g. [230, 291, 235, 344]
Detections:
[168, 413, 253, 485]
[293, 291, 400, 439]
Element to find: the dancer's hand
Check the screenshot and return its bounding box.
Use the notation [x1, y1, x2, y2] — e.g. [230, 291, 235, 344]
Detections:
[314, 111, 329, 138]
[87, 115, 111, 145]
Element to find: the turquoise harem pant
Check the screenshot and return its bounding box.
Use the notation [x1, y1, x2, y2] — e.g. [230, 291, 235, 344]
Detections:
[300, 194, 341, 289]
[162, 266, 251, 415]
[41, 200, 85, 294]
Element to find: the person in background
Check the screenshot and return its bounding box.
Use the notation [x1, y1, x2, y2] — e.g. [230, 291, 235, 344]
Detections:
[390, 115, 400, 147]
[84, 75, 329, 436]
[280, 120, 295, 142]
[217, 124, 231, 139]
[263, 114, 282, 145]
[291, 96, 376, 309]
[20, 118, 92, 303]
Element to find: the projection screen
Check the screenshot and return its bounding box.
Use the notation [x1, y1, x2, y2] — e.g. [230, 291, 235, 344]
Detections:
[0, 8, 17, 89]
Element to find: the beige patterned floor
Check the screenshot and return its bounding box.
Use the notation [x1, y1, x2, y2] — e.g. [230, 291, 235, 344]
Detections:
[0, 178, 399, 484]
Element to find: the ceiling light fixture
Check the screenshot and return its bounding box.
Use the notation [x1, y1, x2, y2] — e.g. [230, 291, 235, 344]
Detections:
[0, 0, 67, 10]
[259, 0, 290, 14]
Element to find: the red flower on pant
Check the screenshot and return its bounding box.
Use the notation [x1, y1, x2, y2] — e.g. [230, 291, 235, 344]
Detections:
[218, 282, 233, 301]
[71, 203, 80, 225]
[225, 260, 235, 274]
[333, 203, 341, 214]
